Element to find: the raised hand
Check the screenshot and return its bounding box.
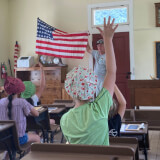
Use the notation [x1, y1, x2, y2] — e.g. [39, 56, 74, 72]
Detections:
[96, 16, 118, 40]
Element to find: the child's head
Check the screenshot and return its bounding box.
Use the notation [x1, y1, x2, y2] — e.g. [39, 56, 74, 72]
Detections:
[108, 99, 118, 119]
[4, 76, 25, 95]
[21, 81, 36, 99]
[65, 66, 97, 101]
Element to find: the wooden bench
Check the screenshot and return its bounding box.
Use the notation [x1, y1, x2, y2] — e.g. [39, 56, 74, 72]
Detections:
[21, 143, 135, 160]
[134, 110, 160, 130]
[0, 120, 31, 160]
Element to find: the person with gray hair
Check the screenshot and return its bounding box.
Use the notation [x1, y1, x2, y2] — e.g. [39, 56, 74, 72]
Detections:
[86, 37, 106, 96]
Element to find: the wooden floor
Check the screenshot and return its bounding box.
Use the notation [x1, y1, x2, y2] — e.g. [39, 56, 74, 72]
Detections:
[147, 130, 160, 160]
[0, 130, 160, 160]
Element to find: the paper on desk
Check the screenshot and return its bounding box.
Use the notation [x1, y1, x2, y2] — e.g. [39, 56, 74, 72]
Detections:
[48, 107, 58, 112]
[120, 124, 126, 132]
[34, 106, 43, 111]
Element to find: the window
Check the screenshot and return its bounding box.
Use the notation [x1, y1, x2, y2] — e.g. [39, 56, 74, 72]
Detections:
[92, 5, 129, 27]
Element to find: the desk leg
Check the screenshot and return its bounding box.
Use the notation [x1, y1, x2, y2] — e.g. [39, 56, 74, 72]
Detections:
[143, 134, 148, 160]
[0, 140, 14, 160]
[37, 122, 46, 143]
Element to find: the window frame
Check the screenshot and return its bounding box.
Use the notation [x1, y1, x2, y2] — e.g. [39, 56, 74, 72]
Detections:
[91, 5, 129, 28]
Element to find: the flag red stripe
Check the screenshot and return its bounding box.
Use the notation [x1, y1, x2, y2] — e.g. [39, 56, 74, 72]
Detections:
[53, 33, 88, 37]
[36, 40, 87, 47]
[36, 52, 83, 59]
[36, 46, 85, 54]
[53, 38, 88, 42]
[55, 29, 67, 34]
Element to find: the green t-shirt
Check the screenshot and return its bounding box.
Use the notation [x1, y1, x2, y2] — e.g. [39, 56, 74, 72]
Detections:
[60, 88, 113, 146]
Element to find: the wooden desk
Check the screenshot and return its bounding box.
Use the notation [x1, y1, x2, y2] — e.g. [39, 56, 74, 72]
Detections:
[27, 107, 49, 142]
[128, 80, 160, 108]
[48, 106, 66, 125]
[54, 99, 75, 108]
[120, 122, 149, 160]
[22, 143, 134, 160]
[0, 122, 15, 160]
[0, 123, 13, 132]
[110, 137, 139, 160]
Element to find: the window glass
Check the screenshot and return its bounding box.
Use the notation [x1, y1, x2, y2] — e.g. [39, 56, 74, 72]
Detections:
[92, 6, 128, 26]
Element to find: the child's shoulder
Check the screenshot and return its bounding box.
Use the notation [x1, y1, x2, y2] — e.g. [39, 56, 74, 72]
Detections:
[0, 97, 8, 102]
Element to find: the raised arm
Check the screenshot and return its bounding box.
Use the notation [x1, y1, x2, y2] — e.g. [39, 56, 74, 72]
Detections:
[114, 84, 126, 119]
[36, 62, 46, 98]
[86, 42, 92, 54]
[97, 17, 118, 96]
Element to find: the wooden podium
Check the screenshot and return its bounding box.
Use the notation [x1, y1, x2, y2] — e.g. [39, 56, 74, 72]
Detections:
[128, 80, 160, 108]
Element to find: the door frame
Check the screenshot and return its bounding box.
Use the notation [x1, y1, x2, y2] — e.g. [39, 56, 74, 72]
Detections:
[88, 0, 135, 79]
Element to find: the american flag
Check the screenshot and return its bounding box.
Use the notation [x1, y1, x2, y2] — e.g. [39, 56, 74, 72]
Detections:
[36, 18, 89, 59]
[14, 41, 19, 72]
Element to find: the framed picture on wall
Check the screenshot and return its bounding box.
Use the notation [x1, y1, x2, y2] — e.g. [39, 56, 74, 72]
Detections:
[155, 41, 160, 78]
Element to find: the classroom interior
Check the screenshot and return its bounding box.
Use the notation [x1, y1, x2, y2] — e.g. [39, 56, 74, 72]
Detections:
[0, 0, 160, 160]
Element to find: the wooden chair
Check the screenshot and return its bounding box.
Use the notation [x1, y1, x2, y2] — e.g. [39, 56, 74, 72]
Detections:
[110, 137, 139, 160]
[123, 109, 160, 131]
[134, 109, 160, 130]
[27, 107, 60, 143]
[0, 120, 31, 160]
[122, 109, 135, 122]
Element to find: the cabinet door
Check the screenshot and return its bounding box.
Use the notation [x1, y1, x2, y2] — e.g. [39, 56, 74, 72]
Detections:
[41, 87, 62, 104]
[62, 87, 72, 100]
[45, 70, 61, 87]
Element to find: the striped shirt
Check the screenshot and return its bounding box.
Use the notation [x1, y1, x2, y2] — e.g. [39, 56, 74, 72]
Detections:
[0, 97, 33, 137]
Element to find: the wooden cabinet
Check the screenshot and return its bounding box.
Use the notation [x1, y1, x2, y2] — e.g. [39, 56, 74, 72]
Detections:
[15, 65, 68, 104]
[62, 87, 72, 100]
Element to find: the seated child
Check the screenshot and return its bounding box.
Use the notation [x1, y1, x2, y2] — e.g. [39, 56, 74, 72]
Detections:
[108, 84, 126, 137]
[60, 17, 118, 145]
[0, 77, 40, 144]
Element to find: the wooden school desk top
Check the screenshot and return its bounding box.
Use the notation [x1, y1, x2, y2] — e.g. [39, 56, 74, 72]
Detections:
[0, 123, 14, 132]
[53, 99, 75, 108]
[120, 123, 148, 135]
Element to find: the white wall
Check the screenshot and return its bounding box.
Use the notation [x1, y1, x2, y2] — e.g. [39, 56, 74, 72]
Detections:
[8, 0, 91, 71]
[0, 0, 9, 85]
[134, 0, 160, 79]
[0, 0, 159, 79]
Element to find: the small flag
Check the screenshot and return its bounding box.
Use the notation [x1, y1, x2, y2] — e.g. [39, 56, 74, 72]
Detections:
[14, 41, 20, 72]
[36, 18, 89, 59]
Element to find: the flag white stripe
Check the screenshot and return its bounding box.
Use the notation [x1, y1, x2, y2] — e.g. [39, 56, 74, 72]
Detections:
[36, 42, 86, 51]
[36, 48, 84, 57]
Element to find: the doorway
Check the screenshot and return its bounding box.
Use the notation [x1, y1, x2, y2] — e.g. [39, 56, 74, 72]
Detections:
[92, 32, 131, 108]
